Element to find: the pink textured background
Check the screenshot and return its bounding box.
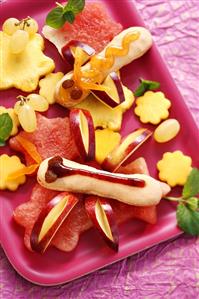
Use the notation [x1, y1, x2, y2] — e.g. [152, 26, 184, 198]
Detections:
[0, 0, 199, 297]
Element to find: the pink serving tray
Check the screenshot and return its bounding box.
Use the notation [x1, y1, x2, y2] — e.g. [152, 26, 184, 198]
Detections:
[0, 0, 199, 286]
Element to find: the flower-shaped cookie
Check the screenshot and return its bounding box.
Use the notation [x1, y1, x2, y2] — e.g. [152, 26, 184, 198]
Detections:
[39, 72, 64, 104]
[157, 151, 192, 187]
[0, 32, 55, 92]
[0, 106, 19, 136]
[134, 91, 171, 124]
[0, 154, 26, 191]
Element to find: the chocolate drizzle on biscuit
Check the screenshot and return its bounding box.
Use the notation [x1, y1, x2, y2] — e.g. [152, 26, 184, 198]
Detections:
[45, 156, 145, 187]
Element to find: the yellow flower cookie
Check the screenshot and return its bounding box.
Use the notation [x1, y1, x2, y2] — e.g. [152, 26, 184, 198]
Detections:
[39, 72, 64, 104]
[0, 31, 55, 92]
[0, 154, 26, 191]
[0, 106, 19, 136]
[157, 151, 192, 187]
[134, 91, 171, 124]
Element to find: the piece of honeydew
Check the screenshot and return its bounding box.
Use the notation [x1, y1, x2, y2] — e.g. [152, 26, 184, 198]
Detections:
[37, 157, 171, 207]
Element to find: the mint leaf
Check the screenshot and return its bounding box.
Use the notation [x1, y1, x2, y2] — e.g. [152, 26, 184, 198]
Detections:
[46, 7, 66, 29]
[134, 82, 147, 97]
[46, 0, 85, 29]
[182, 168, 199, 198]
[177, 203, 199, 235]
[66, 0, 85, 14]
[0, 138, 5, 147]
[0, 113, 13, 141]
[63, 10, 75, 24]
[187, 197, 199, 211]
[134, 78, 160, 97]
[145, 79, 160, 90]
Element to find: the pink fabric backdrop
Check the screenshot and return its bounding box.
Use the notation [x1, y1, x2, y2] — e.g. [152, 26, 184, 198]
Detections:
[1, 0, 199, 298]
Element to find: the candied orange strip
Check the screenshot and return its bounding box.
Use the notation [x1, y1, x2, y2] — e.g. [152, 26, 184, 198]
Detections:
[80, 32, 140, 83]
[7, 164, 39, 180]
[73, 47, 110, 93]
[16, 135, 42, 164]
[73, 47, 85, 85]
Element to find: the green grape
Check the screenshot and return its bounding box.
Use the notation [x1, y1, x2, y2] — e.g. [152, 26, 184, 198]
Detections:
[10, 30, 29, 54]
[18, 103, 37, 132]
[14, 100, 22, 114]
[23, 18, 38, 36]
[27, 94, 49, 112]
[2, 18, 19, 35]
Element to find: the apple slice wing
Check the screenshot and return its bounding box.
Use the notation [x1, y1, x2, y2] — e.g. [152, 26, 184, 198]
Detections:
[91, 72, 126, 108]
[85, 196, 119, 251]
[69, 108, 95, 161]
[102, 128, 152, 172]
[30, 192, 79, 253]
[61, 40, 95, 68]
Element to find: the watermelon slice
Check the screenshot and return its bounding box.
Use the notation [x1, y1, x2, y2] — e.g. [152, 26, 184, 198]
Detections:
[14, 184, 92, 251]
[9, 113, 81, 165]
[43, 2, 122, 53]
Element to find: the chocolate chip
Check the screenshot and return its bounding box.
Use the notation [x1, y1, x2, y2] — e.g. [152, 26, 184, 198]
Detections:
[45, 170, 58, 183]
[70, 87, 83, 100]
[45, 156, 63, 183]
[62, 79, 74, 89]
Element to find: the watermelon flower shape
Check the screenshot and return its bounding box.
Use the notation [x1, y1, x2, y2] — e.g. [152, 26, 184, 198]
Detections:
[134, 91, 171, 124]
[157, 151, 192, 187]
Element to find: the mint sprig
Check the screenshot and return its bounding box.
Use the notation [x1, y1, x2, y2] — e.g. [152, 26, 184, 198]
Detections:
[134, 78, 160, 97]
[182, 168, 199, 199]
[46, 0, 85, 29]
[165, 168, 199, 236]
[177, 203, 199, 236]
[0, 113, 13, 146]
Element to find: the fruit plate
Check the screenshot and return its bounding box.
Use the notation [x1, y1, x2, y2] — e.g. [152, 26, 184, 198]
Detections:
[0, 0, 199, 286]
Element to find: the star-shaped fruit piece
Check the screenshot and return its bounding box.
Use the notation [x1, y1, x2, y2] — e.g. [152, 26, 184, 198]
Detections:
[0, 31, 55, 92]
[157, 151, 192, 187]
[134, 91, 171, 124]
[75, 90, 134, 131]
[0, 154, 26, 191]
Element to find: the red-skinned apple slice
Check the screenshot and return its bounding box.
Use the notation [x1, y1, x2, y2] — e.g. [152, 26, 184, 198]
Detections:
[70, 108, 95, 161]
[61, 40, 95, 68]
[85, 196, 119, 251]
[30, 192, 79, 253]
[91, 72, 126, 108]
[102, 128, 152, 172]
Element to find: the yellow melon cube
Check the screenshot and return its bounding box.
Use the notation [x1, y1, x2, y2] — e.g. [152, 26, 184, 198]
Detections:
[95, 129, 121, 164]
